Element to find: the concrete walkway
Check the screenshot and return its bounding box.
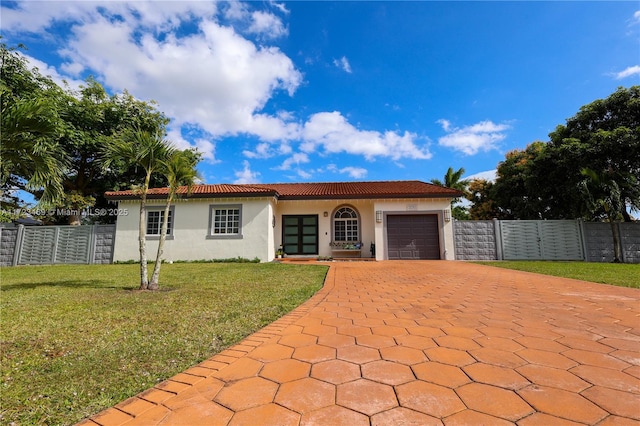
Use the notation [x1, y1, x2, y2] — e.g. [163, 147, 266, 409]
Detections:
[81, 261, 639, 425]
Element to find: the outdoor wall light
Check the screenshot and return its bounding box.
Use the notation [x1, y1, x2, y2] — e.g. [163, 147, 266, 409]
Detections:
[444, 209, 451, 222]
[323, 211, 328, 217]
[375, 210, 383, 223]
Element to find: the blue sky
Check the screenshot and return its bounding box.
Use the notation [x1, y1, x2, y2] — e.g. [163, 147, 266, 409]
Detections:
[2, 1, 639, 187]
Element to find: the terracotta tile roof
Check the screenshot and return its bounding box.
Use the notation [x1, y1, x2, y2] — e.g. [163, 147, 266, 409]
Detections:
[105, 180, 461, 200]
[105, 184, 275, 199]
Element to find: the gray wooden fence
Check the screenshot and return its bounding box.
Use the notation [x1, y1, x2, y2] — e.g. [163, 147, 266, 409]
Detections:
[454, 219, 640, 263]
[0, 224, 116, 266]
[1, 221, 638, 266]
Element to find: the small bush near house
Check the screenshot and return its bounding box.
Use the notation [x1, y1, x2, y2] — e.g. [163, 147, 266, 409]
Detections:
[475, 261, 639, 288]
[0, 263, 327, 425]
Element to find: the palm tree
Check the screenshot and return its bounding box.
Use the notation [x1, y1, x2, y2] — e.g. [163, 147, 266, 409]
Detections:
[148, 149, 200, 290]
[0, 97, 67, 206]
[102, 130, 175, 289]
[431, 167, 470, 220]
[580, 168, 624, 263]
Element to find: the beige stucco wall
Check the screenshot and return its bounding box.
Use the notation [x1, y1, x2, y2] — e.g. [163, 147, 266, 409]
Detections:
[112, 198, 274, 262]
[111, 196, 455, 262]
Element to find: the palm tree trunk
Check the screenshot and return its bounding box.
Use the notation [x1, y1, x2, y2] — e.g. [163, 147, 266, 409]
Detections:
[138, 174, 151, 290]
[149, 194, 173, 290]
[610, 220, 622, 263]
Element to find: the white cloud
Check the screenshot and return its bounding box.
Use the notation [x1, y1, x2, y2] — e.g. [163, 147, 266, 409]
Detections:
[165, 128, 218, 164]
[338, 167, 368, 179]
[195, 139, 218, 163]
[243, 142, 273, 159]
[634, 10, 640, 24]
[333, 56, 352, 73]
[247, 11, 288, 39]
[3, 1, 434, 171]
[276, 153, 310, 170]
[270, 1, 290, 15]
[234, 160, 260, 184]
[296, 169, 312, 179]
[466, 169, 497, 182]
[0, 1, 216, 34]
[22, 54, 84, 92]
[302, 111, 431, 160]
[614, 65, 640, 79]
[166, 128, 192, 151]
[436, 118, 451, 132]
[438, 120, 510, 155]
[223, 1, 249, 21]
[4, 2, 303, 144]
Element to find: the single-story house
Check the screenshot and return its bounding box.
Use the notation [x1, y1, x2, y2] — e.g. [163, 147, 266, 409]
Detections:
[105, 180, 462, 262]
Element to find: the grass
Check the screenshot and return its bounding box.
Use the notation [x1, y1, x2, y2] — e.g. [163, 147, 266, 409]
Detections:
[0, 263, 327, 426]
[475, 261, 640, 288]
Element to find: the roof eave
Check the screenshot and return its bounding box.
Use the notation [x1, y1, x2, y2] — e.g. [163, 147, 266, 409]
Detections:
[277, 192, 462, 201]
[105, 191, 277, 201]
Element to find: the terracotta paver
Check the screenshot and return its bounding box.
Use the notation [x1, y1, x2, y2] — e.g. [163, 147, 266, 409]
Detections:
[213, 357, 263, 381]
[228, 404, 299, 426]
[444, 409, 515, 425]
[275, 378, 335, 413]
[371, 407, 442, 426]
[518, 385, 609, 424]
[516, 364, 591, 392]
[361, 359, 415, 385]
[310, 359, 360, 384]
[291, 344, 336, 363]
[300, 405, 369, 426]
[412, 361, 471, 388]
[259, 358, 310, 383]
[456, 382, 534, 421]
[213, 377, 277, 411]
[80, 261, 640, 425]
[463, 362, 530, 390]
[396, 380, 466, 417]
[336, 379, 398, 415]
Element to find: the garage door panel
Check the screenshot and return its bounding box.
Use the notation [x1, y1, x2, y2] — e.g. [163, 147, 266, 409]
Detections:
[399, 249, 415, 258]
[387, 214, 440, 260]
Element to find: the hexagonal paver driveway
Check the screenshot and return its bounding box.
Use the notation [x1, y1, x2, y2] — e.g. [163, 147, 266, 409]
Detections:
[80, 261, 640, 426]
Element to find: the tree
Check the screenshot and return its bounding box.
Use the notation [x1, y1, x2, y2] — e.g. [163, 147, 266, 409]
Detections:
[482, 86, 639, 222]
[466, 179, 501, 220]
[431, 167, 469, 220]
[490, 141, 566, 219]
[149, 149, 200, 290]
[53, 78, 170, 225]
[547, 86, 639, 221]
[0, 43, 67, 207]
[102, 131, 175, 290]
[1, 42, 171, 223]
[580, 168, 625, 262]
[0, 97, 67, 206]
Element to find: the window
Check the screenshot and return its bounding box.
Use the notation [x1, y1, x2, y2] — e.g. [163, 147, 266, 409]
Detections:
[208, 205, 242, 239]
[146, 208, 173, 238]
[333, 206, 359, 242]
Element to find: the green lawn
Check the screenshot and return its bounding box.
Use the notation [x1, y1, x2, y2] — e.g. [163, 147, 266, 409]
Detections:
[0, 263, 327, 426]
[475, 261, 640, 288]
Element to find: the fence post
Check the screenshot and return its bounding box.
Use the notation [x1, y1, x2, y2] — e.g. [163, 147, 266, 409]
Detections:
[577, 219, 587, 261]
[493, 218, 503, 260]
[52, 226, 60, 264]
[12, 225, 24, 266]
[88, 225, 96, 264]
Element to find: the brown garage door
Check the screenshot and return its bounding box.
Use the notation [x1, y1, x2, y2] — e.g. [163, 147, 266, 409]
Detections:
[387, 214, 440, 260]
